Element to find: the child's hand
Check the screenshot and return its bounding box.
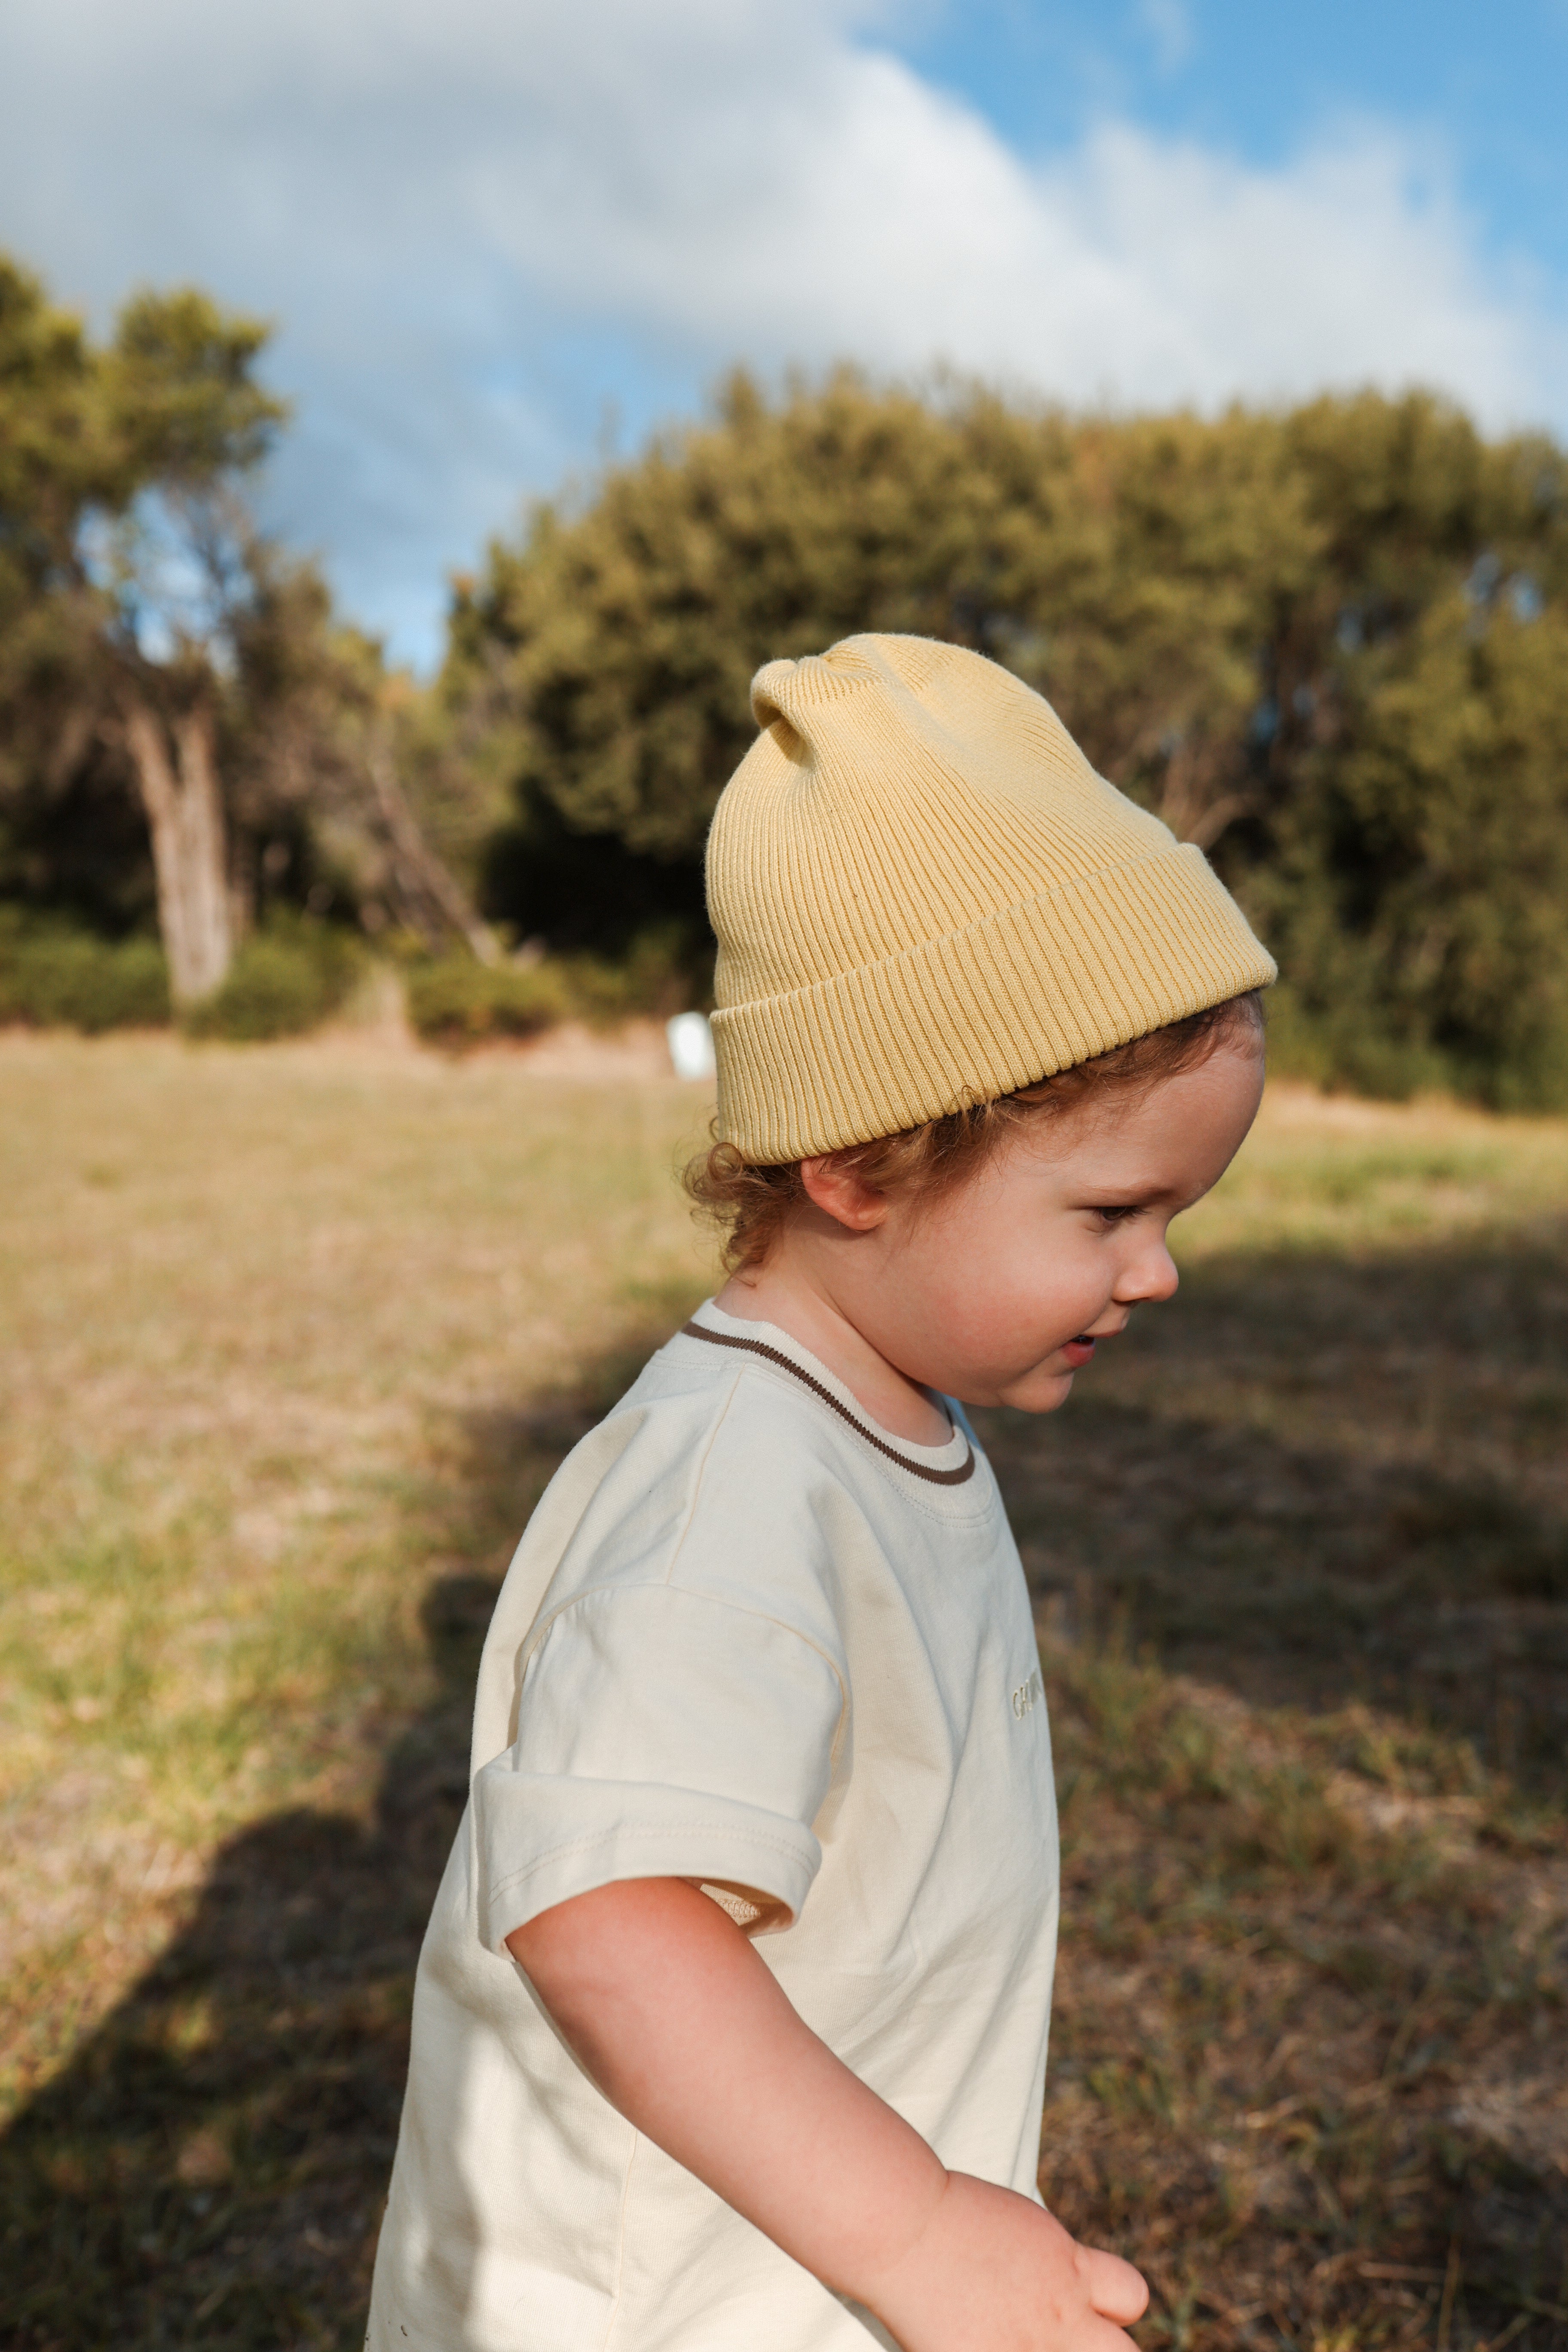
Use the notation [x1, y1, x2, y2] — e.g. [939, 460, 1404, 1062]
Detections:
[862, 2171, 1148, 2352]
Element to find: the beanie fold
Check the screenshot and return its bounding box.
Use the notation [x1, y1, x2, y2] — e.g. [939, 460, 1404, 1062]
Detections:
[712, 845, 1277, 1162]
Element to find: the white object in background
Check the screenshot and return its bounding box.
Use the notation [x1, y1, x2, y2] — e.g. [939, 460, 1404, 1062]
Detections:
[666, 1011, 717, 1081]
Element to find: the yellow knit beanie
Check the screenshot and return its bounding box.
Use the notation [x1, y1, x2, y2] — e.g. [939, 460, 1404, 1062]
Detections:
[707, 633, 1276, 1163]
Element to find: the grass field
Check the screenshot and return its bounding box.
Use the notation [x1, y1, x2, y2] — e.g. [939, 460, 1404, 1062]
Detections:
[1, 1029, 1564, 2352]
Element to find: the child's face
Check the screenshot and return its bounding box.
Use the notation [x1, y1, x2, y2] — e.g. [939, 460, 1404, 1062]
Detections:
[808, 1041, 1265, 1412]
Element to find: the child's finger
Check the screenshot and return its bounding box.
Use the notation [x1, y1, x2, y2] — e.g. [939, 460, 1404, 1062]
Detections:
[1079, 2246, 1150, 2324]
[1075, 2314, 1146, 2352]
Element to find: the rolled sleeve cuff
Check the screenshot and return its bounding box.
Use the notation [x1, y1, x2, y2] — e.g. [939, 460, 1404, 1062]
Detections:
[474, 1764, 823, 1949]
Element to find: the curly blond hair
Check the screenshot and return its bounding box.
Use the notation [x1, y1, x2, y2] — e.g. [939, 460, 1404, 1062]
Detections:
[684, 992, 1263, 1272]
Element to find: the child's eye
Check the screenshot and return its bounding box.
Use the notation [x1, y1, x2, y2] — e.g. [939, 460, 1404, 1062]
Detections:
[1090, 1204, 1140, 1227]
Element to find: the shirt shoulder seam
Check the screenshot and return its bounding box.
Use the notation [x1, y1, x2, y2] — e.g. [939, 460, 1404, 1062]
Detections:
[663, 1359, 744, 1585]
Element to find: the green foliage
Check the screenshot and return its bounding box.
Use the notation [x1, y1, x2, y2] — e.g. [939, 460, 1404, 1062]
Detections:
[1262, 981, 1457, 1104]
[107, 285, 285, 486]
[441, 371, 1023, 867]
[0, 251, 483, 986]
[559, 924, 712, 1027]
[0, 253, 294, 940]
[1255, 591, 1568, 1109]
[9, 274, 1567, 1098]
[404, 956, 572, 1047]
[0, 260, 287, 688]
[0, 910, 170, 1031]
[442, 374, 1568, 1108]
[182, 916, 362, 1043]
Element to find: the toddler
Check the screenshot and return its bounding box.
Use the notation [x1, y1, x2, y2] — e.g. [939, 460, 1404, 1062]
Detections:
[368, 634, 1276, 2352]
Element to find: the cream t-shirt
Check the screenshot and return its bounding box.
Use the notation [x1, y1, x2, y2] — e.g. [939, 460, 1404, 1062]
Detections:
[368, 1301, 1059, 2352]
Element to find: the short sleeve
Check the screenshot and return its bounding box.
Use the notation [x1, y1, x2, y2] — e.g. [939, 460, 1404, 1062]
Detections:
[472, 1584, 846, 1949]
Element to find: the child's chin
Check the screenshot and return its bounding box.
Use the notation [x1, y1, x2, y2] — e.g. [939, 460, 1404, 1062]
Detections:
[995, 1365, 1076, 1415]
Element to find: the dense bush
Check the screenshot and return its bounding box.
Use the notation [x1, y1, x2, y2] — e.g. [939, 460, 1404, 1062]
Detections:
[558, 925, 710, 1029]
[0, 913, 170, 1032]
[1259, 984, 1455, 1105]
[183, 917, 363, 1043]
[404, 922, 703, 1049]
[404, 956, 571, 1047]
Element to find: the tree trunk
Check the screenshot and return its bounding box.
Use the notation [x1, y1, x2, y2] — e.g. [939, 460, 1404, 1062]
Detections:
[122, 697, 234, 1003]
[366, 734, 499, 964]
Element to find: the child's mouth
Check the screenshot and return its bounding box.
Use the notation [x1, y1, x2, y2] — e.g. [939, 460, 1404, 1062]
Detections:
[1062, 1334, 1096, 1365]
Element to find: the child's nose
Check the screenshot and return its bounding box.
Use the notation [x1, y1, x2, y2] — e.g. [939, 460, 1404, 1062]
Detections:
[1115, 1239, 1179, 1305]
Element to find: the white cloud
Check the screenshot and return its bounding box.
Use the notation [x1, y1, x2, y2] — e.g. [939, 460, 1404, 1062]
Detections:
[1, 0, 1560, 663]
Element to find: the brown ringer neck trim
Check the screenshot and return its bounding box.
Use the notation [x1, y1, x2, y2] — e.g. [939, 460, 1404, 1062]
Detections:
[681, 1319, 976, 1486]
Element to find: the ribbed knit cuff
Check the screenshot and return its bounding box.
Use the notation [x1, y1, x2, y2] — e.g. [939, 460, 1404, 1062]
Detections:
[712, 845, 1277, 1162]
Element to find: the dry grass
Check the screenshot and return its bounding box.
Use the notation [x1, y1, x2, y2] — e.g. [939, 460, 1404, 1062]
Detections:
[0, 1035, 1563, 2351]
[0, 1032, 714, 2125]
[982, 1091, 1568, 2352]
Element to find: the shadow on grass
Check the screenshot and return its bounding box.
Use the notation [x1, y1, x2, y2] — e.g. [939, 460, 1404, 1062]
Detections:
[0, 1569, 505, 2352]
[979, 1225, 1568, 1785]
[0, 1308, 665, 2352]
[983, 1228, 1568, 2352]
[3, 1242, 1565, 2351]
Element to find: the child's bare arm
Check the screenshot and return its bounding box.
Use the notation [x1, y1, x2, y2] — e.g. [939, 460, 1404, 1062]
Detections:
[506, 1878, 1146, 2352]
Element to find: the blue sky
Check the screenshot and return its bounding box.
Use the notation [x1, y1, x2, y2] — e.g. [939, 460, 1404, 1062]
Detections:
[906, 1, 1568, 265]
[2, 0, 1564, 669]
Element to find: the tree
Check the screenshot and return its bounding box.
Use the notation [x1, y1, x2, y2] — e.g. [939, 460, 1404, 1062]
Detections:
[105, 292, 286, 999]
[0, 263, 287, 997]
[0, 260, 131, 920]
[226, 551, 497, 960]
[441, 373, 1568, 1105]
[0, 255, 489, 997]
[430, 372, 1017, 956]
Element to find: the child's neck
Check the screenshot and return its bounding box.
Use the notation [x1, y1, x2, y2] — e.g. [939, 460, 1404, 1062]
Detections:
[711, 1253, 952, 1448]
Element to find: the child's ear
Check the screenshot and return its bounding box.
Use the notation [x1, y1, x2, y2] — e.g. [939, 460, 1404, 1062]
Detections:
[799, 1156, 889, 1233]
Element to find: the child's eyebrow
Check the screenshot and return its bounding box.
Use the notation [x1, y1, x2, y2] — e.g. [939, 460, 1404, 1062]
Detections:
[1073, 1177, 1181, 1205]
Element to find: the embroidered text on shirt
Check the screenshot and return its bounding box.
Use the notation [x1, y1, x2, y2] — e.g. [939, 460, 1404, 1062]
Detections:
[1011, 1667, 1044, 1719]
